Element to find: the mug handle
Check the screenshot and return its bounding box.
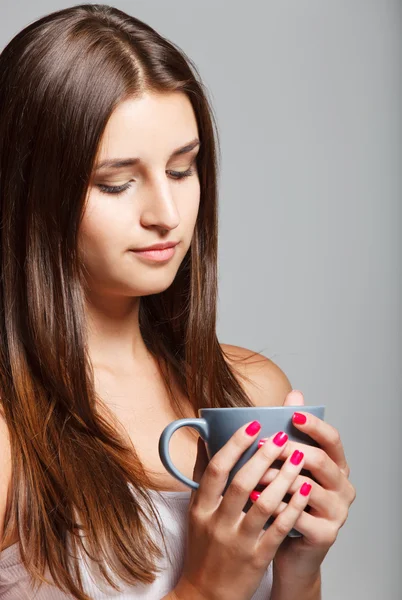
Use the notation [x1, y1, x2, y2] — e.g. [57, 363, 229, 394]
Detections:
[158, 418, 209, 490]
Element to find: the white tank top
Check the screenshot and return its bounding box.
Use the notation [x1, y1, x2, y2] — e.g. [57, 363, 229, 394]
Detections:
[0, 488, 273, 599]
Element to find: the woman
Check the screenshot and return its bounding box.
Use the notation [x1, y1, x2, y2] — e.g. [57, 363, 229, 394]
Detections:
[0, 4, 356, 599]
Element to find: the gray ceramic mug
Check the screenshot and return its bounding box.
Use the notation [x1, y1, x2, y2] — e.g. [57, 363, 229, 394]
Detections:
[159, 405, 325, 537]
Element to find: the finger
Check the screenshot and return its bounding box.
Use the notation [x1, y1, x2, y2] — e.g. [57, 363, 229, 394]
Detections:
[291, 411, 349, 473]
[256, 481, 313, 561]
[190, 436, 209, 505]
[218, 431, 290, 525]
[266, 504, 340, 544]
[239, 446, 307, 537]
[275, 441, 343, 491]
[194, 420, 264, 512]
[256, 469, 337, 518]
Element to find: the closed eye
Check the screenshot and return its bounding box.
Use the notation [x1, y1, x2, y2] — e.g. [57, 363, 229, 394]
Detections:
[96, 166, 196, 196]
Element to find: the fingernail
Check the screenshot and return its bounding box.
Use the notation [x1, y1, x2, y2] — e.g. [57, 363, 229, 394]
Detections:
[293, 412, 307, 425]
[245, 421, 261, 436]
[250, 490, 261, 502]
[290, 450, 304, 465]
[300, 483, 312, 496]
[257, 438, 267, 449]
[273, 431, 288, 446]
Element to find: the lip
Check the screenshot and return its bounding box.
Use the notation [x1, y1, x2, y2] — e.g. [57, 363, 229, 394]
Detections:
[132, 241, 179, 251]
[130, 244, 178, 262]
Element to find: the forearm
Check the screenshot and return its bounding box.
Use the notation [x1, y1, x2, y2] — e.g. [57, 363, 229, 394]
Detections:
[162, 569, 322, 600]
[161, 589, 206, 600]
[161, 578, 208, 600]
[270, 567, 321, 600]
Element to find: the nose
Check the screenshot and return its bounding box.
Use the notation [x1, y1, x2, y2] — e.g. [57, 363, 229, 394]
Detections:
[139, 174, 180, 232]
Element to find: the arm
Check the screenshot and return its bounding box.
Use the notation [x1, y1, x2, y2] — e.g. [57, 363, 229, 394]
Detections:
[270, 567, 322, 600]
[165, 349, 321, 600]
[219, 346, 325, 600]
[161, 578, 209, 600]
[161, 570, 322, 600]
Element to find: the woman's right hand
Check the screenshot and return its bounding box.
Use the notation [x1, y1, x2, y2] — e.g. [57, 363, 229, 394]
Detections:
[174, 421, 312, 600]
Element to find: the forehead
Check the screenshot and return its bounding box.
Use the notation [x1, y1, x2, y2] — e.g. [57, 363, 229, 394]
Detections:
[96, 92, 198, 163]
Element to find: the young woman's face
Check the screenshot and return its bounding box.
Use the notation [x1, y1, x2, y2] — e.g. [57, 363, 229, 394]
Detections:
[79, 91, 201, 298]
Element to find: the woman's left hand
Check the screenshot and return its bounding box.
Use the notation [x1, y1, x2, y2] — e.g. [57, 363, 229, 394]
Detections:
[256, 390, 356, 578]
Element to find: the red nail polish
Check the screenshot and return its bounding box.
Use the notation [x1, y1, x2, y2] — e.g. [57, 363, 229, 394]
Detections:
[293, 412, 307, 425]
[300, 483, 312, 496]
[257, 439, 266, 449]
[250, 490, 261, 502]
[273, 431, 288, 446]
[290, 450, 304, 465]
[245, 421, 261, 436]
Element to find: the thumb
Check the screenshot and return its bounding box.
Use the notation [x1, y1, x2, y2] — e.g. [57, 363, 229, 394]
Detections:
[190, 436, 209, 500]
[283, 389, 305, 407]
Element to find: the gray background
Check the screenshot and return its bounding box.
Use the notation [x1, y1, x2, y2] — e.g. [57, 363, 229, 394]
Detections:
[2, 1, 401, 598]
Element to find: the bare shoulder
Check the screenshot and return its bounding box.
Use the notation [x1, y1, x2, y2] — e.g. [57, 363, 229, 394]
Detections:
[0, 410, 13, 549]
[220, 343, 293, 407]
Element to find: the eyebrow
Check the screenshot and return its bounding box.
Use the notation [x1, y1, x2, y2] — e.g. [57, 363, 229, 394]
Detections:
[94, 138, 201, 171]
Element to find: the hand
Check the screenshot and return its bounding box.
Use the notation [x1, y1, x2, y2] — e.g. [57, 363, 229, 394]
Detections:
[176, 420, 313, 600]
[255, 390, 357, 579]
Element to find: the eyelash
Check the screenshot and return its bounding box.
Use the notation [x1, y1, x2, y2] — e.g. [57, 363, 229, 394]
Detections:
[97, 167, 196, 196]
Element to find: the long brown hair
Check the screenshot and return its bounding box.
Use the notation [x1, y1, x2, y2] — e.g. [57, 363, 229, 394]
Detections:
[0, 4, 262, 598]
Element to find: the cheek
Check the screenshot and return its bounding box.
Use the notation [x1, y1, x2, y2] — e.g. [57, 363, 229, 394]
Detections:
[179, 185, 201, 233]
[79, 184, 200, 266]
[78, 198, 127, 265]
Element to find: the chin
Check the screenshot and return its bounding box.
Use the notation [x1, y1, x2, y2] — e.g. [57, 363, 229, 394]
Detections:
[130, 275, 178, 297]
